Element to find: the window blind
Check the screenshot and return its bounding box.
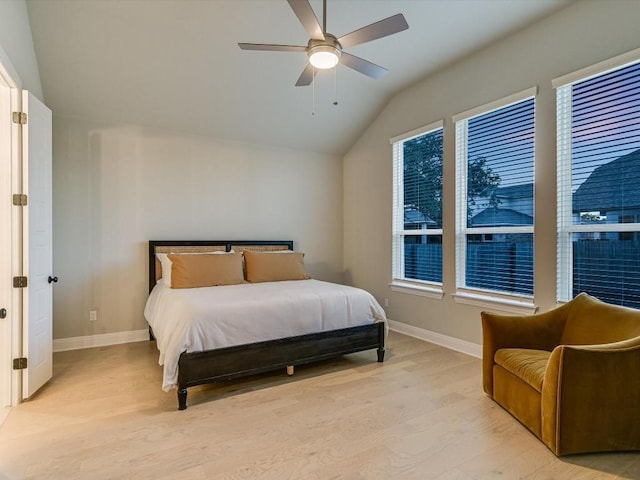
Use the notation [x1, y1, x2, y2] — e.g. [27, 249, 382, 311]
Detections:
[557, 59, 640, 308]
[455, 93, 535, 297]
[391, 121, 443, 285]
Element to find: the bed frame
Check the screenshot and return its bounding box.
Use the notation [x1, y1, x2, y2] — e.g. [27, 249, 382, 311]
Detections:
[148, 240, 385, 410]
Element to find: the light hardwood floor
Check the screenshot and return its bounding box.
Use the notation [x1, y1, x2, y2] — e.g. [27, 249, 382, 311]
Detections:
[0, 331, 638, 479]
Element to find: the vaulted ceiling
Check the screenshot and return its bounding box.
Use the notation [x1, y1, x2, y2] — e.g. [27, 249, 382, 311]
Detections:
[26, 0, 571, 155]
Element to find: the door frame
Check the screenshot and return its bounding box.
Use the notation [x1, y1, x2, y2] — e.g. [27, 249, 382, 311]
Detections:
[0, 44, 23, 407]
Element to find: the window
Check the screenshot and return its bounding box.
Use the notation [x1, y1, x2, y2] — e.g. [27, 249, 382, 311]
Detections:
[454, 88, 536, 298]
[391, 121, 443, 292]
[556, 52, 640, 309]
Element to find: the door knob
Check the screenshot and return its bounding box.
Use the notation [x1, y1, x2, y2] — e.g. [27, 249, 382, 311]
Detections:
[48, 276, 58, 284]
[0, 308, 6, 319]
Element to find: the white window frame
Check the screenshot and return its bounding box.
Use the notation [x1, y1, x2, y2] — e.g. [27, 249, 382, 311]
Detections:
[554, 48, 640, 303]
[452, 87, 538, 313]
[390, 120, 444, 299]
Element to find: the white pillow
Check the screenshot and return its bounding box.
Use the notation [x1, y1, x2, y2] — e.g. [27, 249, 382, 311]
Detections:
[156, 250, 234, 287]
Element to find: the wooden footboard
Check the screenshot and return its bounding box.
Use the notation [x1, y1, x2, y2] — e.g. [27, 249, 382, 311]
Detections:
[176, 322, 385, 410]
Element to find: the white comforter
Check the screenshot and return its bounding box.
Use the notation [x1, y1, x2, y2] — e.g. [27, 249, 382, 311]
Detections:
[144, 279, 387, 391]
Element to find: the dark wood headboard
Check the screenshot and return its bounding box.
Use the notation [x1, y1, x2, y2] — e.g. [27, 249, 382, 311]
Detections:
[148, 240, 294, 292]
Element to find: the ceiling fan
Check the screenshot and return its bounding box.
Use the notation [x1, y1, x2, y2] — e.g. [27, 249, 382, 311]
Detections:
[238, 0, 409, 87]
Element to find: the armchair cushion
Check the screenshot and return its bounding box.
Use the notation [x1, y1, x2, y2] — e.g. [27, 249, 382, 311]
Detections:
[494, 348, 549, 393]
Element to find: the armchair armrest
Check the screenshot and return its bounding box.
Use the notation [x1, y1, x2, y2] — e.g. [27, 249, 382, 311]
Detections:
[481, 303, 569, 396]
[568, 335, 640, 351]
[541, 337, 640, 455]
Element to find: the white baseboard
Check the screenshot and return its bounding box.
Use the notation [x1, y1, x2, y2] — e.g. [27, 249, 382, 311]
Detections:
[0, 406, 10, 427]
[52, 323, 481, 358]
[388, 319, 482, 358]
[53, 329, 150, 352]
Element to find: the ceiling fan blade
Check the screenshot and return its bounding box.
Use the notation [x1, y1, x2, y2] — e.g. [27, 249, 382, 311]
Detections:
[287, 0, 325, 41]
[341, 52, 388, 80]
[337, 13, 408, 48]
[238, 43, 307, 52]
[295, 63, 316, 86]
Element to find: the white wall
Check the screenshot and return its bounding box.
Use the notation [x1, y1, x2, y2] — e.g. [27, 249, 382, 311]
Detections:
[343, 0, 640, 344]
[0, 0, 42, 99]
[53, 116, 343, 339]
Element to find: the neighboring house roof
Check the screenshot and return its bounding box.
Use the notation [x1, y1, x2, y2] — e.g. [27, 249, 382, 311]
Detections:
[404, 208, 436, 225]
[469, 207, 533, 227]
[494, 183, 534, 200]
[573, 148, 640, 212]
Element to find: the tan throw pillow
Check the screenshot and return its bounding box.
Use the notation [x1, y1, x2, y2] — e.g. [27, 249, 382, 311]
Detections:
[168, 253, 244, 289]
[244, 251, 310, 283]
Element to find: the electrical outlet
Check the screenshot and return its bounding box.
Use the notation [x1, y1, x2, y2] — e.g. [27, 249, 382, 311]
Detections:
[384, 298, 389, 307]
[89, 310, 97, 321]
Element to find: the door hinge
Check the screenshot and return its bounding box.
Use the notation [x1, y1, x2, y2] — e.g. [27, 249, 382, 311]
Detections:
[12, 112, 27, 124]
[12, 194, 28, 206]
[13, 357, 27, 370]
[13, 276, 28, 288]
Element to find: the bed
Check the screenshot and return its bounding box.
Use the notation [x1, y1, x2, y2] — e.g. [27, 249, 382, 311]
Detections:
[145, 240, 387, 410]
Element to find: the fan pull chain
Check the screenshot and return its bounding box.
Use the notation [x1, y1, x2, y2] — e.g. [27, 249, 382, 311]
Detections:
[312, 66, 316, 115]
[333, 67, 338, 106]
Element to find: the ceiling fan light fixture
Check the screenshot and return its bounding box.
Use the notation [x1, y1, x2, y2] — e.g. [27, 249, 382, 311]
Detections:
[308, 45, 340, 69]
[238, 0, 409, 86]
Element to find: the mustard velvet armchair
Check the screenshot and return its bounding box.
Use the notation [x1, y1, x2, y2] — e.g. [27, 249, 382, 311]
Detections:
[482, 293, 640, 456]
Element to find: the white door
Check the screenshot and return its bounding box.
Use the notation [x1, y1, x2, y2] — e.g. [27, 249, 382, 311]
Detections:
[21, 91, 53, 398]
[0, 71, 12, 407]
